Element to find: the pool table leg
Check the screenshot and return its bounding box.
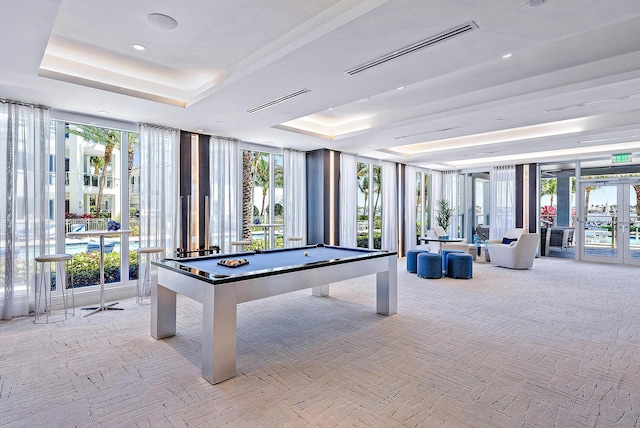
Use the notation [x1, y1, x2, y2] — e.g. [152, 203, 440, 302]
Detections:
[376, 255, 397, 315]
[312, 284, 330, 297]
[151, 283, 176, 339]
[202, 283, 237, 384]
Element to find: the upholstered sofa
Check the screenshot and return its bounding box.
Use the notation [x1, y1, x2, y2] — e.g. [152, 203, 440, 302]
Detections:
[488, 233, 539, 269]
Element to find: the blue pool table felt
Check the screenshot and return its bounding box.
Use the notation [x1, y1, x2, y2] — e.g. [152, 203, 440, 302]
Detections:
[177, 246, 377, 277]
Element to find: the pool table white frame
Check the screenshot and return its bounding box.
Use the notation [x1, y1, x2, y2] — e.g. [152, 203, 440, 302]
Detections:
[150, 248, 397, 384]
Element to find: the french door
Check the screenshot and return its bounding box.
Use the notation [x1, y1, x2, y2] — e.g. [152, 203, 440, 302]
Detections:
[579, 179, 640, 266]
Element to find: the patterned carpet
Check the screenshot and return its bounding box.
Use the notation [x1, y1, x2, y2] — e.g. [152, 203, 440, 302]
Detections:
[1, 257, 639, 427]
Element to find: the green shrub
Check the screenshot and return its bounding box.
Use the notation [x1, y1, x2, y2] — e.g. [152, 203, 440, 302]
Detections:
[68, 250, 138, 287]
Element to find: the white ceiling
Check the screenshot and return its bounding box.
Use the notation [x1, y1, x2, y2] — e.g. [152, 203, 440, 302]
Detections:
[2, 0, 640, 170]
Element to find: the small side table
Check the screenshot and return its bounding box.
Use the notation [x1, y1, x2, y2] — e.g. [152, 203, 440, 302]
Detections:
[66, 229, 132, 316]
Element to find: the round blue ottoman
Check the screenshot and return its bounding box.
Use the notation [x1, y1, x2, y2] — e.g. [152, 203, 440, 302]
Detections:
[406, 249, 429, 273]
[447, 253, 473, 279]
[442, 249, 464, 272]
[417, 252, 442, 279]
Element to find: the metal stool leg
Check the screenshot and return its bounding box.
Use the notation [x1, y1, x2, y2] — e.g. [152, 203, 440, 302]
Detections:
[137, 254, 145, 304]
[138, 252, 156, 304]
[34, 261, 51, 324]
[57, 260, 67, 319]
[142, 253, 151, 302]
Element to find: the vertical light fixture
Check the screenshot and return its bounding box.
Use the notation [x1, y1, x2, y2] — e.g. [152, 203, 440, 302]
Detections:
[397, 165, 403, 256]
[329, 150, 336, 245]
[523, 164, 529, 232]
[190, 134, 199, 252]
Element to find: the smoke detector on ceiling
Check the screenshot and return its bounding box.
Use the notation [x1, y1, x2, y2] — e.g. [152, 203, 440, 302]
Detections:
[147, 13, 178, 30]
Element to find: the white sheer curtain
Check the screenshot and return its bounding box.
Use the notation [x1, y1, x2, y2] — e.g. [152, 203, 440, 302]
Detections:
[139, 124, 179, 256]
[405, 165, 417, 250]
[0, 101, 50, 320]
[431, 170, 442, 226]
[209, 137, 240, 254]
[381, 161, 397, 251]
[284, 149, 306, 247]
[339, 153, 357, 247]
[442, 170, 460, 237]
[490, 165, 516, 239]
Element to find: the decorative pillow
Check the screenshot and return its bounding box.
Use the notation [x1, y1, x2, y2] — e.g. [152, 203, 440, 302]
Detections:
[502, 237, 518, 245]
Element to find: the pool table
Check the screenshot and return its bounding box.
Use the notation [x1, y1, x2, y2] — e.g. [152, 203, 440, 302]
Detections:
[151, 244, 397, 384]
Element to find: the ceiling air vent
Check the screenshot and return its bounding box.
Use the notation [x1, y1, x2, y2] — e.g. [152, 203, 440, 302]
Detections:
[246, 88, 311, 114]
[345, 21, 478, 76]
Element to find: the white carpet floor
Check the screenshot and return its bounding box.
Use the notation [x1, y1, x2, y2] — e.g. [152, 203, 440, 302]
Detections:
[1, 257, 639, 427]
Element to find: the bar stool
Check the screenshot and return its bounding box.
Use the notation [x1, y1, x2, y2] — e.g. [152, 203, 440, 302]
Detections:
[137, 247, 165, 305]
[34, 253, 73, 323]
[288, 237, 303, 247]
[230, 240, 252, 252]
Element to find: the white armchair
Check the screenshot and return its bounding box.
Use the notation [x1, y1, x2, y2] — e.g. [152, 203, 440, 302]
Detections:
[488, 233, 539, 269]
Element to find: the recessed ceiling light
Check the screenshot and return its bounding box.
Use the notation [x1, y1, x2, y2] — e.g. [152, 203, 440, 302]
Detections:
[502, 53, 513, 59]
[147, 13, 178, 30]
[132, 44, 146, 51]
[527, 0, 544, 7]
[397, 86, 405, 90]
[98, 110, 108, 115]
[196, 129, 204, 132]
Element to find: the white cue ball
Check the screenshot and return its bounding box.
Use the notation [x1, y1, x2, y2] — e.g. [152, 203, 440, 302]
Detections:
[304, 251, 309, 256]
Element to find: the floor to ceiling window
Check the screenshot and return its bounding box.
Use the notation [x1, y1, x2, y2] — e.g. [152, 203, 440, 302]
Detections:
[357, 161, 382, 249]
[242, 149, 284, 250]
[539, 164, 577, 258]
[442, 171, 467, 239]
[416, 170, 431, 244]
[55, 120, 138, 289]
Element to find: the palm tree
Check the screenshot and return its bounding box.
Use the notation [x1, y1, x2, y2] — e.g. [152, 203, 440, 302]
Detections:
[634, 185, 640, 218]
[90, 156, 104, 175]
[540, 178, 557, 207]
[253, 154, 270, 218]
[67, 125, 120, 216]
[357, 163, 369, 219]
[371, 165, 382, 220]
[128, 133, 138, 183]
[584, 185, 600, 215]
[241, 150, 255, 240]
